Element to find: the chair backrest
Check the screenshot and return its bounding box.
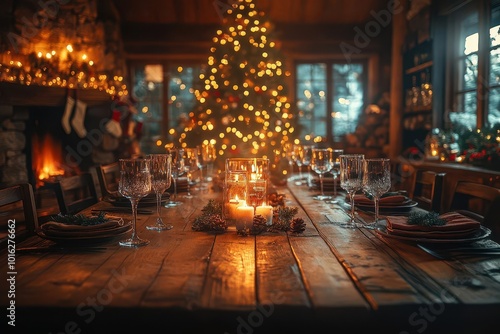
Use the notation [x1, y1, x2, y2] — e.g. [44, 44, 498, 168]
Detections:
[54, 173, 99, 215]
[410, 170, 445, 213]
[95, 162, 120, 199]
[0, 183, 39, 245]
[449, 181, 500, 237]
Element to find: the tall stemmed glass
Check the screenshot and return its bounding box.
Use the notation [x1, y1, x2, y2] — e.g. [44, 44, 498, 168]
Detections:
[301, 145, 313, 186]
[118, 158, 151, 247]
[195, 145, 208, 189]
[292, 144, 304, 185]
[146, 154, 173, 231]
[327, 149, 344, 204]
[183, 148, 199, 198]
[362, 158, 391, 228]
[339, 154, 364, 228]
[201, 142, 217, 182]
[311, 148, 333, 200]
[165, 148, 184, 207]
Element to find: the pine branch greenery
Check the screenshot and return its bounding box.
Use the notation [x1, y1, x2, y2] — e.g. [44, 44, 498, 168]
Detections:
[51, 212, 109, 226]
[269, 206, 299, 232]
[407, 211, 446, 227]
[192, 200, 228, 232]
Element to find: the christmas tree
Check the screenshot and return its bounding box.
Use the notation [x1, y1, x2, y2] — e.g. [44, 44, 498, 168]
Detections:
[178, 0, 300, 165]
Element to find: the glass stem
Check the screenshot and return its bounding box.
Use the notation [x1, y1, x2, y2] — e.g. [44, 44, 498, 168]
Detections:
[319, 174, 324, 196]
[156, 191, 162, 219]
[130, 198, 138, 239]
[349, 191, 356, 219]
[374, 196, 379, 224]
[333, 175, 337, 197]
[173, 177, 177, 199]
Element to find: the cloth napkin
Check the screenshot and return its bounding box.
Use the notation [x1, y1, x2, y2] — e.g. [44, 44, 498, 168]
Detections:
[386, 212, 481, 239]
[353, 194, 408, 206]
[41, 216, 127, 238]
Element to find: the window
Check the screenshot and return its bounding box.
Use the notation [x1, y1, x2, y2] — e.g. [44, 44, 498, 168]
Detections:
[130, 62, 204, 153]
[448, 0, 500, 130]
[296, 62, 365, 143]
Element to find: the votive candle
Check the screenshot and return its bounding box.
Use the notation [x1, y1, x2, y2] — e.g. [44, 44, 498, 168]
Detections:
[235, 204, 254, 231]
[255, 204, 273, 225]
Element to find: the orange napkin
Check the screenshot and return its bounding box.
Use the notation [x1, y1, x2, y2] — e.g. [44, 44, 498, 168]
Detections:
[386, 212, 481, 239]
[353, 194, 408, 206]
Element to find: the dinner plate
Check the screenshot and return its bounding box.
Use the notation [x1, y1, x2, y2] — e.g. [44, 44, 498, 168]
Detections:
[36, 224, 132, 245]
[106, 194, 170, 208]
[355, 200, 418, 212]
[375, 225, 491, 244]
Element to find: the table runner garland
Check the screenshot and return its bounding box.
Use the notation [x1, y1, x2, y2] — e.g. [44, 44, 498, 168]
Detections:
[191, 193, 306, 236]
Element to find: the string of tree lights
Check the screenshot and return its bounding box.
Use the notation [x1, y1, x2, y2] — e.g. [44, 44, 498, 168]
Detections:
[176, 0, 301, 161]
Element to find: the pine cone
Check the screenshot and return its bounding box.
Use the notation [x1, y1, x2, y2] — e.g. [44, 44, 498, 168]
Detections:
[268, 192, 285, 207]
[289, 217, 306, 234]
[207, 214, 227, 232]
[250, 214, 267, 234]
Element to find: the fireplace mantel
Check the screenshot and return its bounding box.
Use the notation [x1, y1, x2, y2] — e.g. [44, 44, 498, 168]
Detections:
[0, 82, 112, 107]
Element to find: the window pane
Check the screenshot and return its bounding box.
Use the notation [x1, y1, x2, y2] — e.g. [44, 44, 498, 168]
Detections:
[489, 87, 500, 125]
[296, 63, 327, 138]
[132, 64, 164, 154]
[331, 63, 364, 139]
[491, 46, 500, 85]
[462, 53, 478, 90]
[451, 91, 477, 130]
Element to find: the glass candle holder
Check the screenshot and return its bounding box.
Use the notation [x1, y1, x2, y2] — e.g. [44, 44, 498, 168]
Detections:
[223, 171, 248, 221]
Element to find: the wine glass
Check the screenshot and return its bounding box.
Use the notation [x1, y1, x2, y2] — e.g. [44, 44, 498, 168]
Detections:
[118, 158, 151, 247]
[339, 154, 364, 228]
[195, 145, 208, 189]
[362, 158, 391, 228]
[327, 149, 344, 204]
[183, 148, 199, 198]
[311, 148, 333, 200]
[291, 144, 304, 185]
[165, 147, 185, 207]
[146, 154, 173, 231]
[247, 178, 267, 212]
[201, 142, 217, 182]
[300, 145, 313, 186]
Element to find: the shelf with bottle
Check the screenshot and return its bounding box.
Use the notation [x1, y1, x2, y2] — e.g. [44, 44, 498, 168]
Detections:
[404, 68, 432, 113]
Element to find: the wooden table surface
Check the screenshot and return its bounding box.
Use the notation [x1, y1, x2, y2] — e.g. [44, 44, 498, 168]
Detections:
[2, 181, 500, 333]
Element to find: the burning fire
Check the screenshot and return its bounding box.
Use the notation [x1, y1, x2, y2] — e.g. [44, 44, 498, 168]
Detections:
[33, 134, 65, 182]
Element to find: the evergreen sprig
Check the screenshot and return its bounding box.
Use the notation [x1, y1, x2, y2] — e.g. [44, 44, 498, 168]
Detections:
[269, 206, 299, 232]
[192, 200, 227, 232]
[51, 212, 109, 226]
[407, 211, 446, 227]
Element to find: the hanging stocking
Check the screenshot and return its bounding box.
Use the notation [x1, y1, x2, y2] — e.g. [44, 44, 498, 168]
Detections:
[105, 109, 123, 138]
[61, 96, 75, 134]
[71, 99, 87, 138]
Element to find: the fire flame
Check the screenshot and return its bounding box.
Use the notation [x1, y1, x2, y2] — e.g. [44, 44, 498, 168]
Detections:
[33, 134, 65, 181]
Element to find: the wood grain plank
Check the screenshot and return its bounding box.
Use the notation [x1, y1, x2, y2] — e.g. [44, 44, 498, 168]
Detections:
[201, 233, 256, 310]
[255, 234, 310, 307]
[141, 232, 215, 308]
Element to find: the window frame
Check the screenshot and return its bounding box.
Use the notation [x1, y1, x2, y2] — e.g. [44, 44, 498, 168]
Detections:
[294, 58, 368, 144]
[444, 0, 496, 129]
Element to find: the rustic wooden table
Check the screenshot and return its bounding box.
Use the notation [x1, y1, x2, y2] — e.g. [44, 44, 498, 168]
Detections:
[2, 181, 500, 333]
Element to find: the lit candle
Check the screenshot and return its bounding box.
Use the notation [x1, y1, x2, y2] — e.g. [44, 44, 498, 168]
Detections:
[227, 196, 244, 220]
[255, 204, 273, 226]
[235, 204, 254, 231]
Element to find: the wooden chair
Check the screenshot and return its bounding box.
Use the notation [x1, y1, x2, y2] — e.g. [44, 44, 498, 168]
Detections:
[449, 181, 500, 239]
[0, 183, 39, 246]
[53, 173, 99, 215]
[95, 162, 120, 199]
[409, 170, 445, 213]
